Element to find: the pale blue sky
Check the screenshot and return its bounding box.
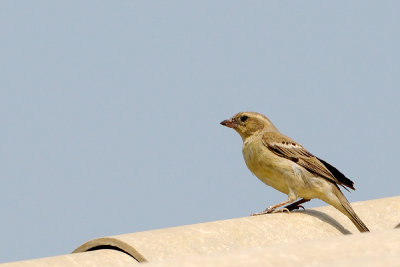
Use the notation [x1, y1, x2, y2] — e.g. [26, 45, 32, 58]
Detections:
[1, 1, 400, 263]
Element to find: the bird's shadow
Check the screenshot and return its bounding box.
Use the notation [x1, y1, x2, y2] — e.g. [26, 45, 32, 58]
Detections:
[293, 209, 352, 235]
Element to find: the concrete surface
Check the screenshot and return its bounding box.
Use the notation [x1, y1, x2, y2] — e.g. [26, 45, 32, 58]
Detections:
[140, 229, 400, 267]
[2, 196, 399, 266]
[1, 250, 138, 267]
[74, 196, 400, 262]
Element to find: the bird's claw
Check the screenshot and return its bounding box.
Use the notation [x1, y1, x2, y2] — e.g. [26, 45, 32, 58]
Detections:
[286, 204, 305, 211]
[251, 207, 290, 216]
[271, 207, 290, 214]
[296, 205, 305, 211]
[250, 212, 265, 216]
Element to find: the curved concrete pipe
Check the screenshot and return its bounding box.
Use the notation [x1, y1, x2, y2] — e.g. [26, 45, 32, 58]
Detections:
[73, 196, 400, 262]
[142, 229, 400, 267]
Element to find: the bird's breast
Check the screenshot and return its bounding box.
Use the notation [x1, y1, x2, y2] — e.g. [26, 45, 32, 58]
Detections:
[242, 137, 290, 194]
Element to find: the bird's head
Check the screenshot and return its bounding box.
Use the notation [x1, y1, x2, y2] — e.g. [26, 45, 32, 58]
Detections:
[220, 112, 278, 140]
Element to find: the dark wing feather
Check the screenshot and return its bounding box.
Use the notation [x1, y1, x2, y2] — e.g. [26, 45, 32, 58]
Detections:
[262, 132, 355, 191]
[317, 157, 355, 190]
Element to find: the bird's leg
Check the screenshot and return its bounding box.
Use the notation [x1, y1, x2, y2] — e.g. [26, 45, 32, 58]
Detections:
[251, 199, 293, 216]
[251, 191, 299, 216]
[283, 198, 310, 211]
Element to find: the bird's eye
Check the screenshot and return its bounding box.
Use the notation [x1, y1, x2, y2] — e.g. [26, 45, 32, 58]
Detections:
[240, 115, 249, 122]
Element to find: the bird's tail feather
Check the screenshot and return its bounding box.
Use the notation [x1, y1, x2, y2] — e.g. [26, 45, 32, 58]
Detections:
[335, 189, 370, 232]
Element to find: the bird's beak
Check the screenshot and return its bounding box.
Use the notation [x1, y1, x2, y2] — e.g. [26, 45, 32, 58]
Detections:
[220, 118, 236, 128]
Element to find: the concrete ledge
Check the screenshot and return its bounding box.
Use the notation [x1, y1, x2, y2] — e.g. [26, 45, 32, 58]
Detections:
[2, 196, 399, 266]
[74, 196, 399, 262]
[1, 250, 138, 267]
[142, 229, 400, 267]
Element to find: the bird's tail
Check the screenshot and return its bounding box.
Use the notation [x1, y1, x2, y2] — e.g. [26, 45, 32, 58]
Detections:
[333, 187, 370, 232]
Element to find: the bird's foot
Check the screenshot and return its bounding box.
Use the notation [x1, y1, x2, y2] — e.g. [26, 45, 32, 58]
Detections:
[270, 207, 290, 214]
[285, 204, 305, 211]
[283, 198, 310, 212]
[251, 211, 267, 216]
[251, 207, 290, 216]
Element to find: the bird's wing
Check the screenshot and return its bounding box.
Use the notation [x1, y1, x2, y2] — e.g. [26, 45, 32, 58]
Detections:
[262, 132, 355, 190]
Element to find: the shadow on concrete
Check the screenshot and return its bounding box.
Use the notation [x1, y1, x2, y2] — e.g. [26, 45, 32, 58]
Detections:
[296, 209, 352, 235]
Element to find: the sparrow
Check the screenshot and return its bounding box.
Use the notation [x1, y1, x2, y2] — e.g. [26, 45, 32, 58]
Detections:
[221, 111, 369, 232]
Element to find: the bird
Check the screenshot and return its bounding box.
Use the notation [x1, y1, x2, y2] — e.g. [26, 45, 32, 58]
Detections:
[220, 111, 369, 232]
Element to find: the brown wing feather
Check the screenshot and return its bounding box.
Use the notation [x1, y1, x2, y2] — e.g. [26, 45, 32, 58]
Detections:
[262, 132, 355, 190]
